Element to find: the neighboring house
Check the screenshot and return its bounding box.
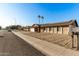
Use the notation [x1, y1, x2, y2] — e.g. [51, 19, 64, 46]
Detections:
[23, 26, 31, 32]
[31, 20, 78, 34]
[31, 24, 40, 32]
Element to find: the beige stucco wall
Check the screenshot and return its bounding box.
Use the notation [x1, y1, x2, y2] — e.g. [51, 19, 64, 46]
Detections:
[47, 26, 69, 34]
[46, 27, 49, 32]
[23, 29, 28, 31]
[40, 28, 44, 32]
[58, 27, 63, 34]
[49, 27, 54, 33]
[63, 27, 69, 34]
[30, 28, 35, 32]
[38, 26, 69, 35]
[43, 28, 47, 32]
[54, 27, 57, 33]
[41, 29, 43, 32]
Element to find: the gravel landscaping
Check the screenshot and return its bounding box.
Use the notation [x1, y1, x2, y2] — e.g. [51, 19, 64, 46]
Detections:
[21, 31, 72, 48]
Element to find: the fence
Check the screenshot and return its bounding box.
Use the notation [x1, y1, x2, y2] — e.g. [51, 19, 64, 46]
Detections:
[70, 27, 79, 50]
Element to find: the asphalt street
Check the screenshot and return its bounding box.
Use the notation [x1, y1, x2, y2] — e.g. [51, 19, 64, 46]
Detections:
[0, 30, 44, 56]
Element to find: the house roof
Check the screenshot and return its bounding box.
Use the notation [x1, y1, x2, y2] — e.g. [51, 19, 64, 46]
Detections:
[32, 20, 78, 27]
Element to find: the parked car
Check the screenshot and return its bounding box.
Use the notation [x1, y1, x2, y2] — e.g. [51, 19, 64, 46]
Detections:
[8, 29, 11, 32]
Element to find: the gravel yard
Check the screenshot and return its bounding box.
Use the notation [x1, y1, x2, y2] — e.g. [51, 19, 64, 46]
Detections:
[21, 31, 72, 48]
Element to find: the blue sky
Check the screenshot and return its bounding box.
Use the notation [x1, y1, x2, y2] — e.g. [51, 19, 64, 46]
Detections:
[0, 3, 79, 28]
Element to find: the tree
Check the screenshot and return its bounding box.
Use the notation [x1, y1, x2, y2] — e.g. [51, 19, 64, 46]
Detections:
[0, 26, 2, 30]
[41, 16, 44, 24]
[37, 15, 44, 24]
[6, 25, 22, 30]
[38, 15, 41, 24]
[37, 15, 44, 32]
[41, 16, 44, 19]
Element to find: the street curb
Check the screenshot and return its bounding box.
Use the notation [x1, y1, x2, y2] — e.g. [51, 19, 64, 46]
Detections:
[12, 31, 49, 56]
[12, 31, 79, 56]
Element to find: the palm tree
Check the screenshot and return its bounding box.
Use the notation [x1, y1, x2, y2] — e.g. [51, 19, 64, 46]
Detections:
[37, 15, 41, 32]
[37, 15, 44, 32]
[38, 15, 41, 24]
[38, 15, 41, 18]
[41, 16, 44, 24]
[38, 15, 44, 24]
[41, 16, 44, 19]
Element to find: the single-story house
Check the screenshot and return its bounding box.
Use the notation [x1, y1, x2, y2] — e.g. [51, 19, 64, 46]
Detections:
[31, 20, 78, 34]
[23, 26, 31, 31]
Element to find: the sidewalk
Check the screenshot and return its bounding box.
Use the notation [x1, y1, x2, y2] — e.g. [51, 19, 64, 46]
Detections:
[12, 31, 79, 56]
